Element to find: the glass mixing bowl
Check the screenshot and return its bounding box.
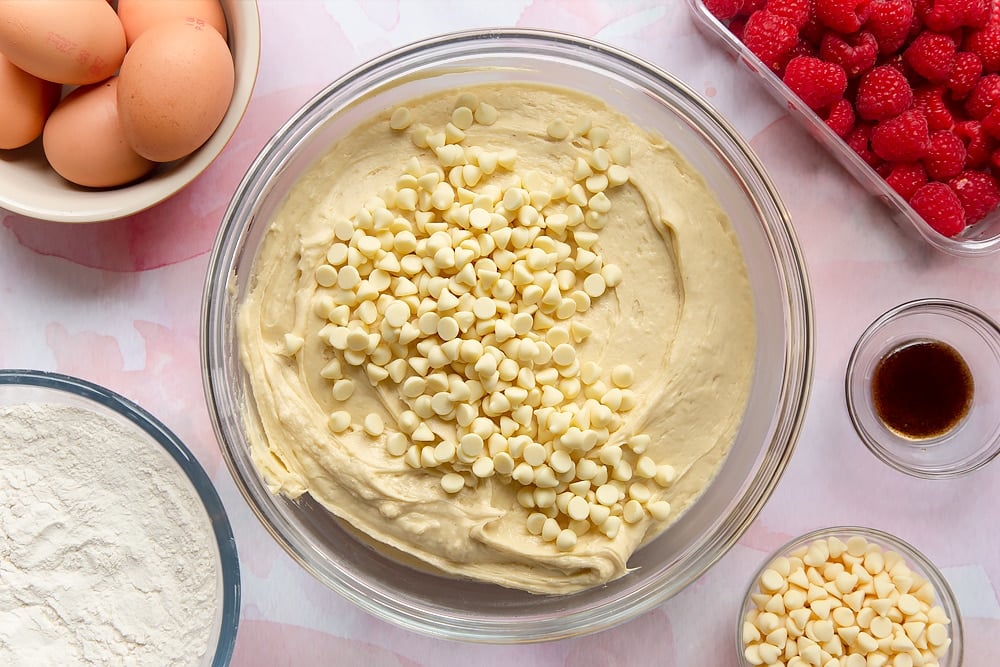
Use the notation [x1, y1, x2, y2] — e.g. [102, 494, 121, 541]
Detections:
[201, 29, 813, 643]
[0, 369, 240, 666]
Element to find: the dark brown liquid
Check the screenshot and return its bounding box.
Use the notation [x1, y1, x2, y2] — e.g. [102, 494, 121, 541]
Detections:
[871, 339, 974, 439]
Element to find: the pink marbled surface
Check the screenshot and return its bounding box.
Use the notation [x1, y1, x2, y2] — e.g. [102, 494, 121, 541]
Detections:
[2, 1, 998, 665]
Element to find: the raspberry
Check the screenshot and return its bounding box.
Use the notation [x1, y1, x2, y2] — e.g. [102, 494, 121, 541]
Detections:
[965, 0, 992, 27]
[783, 56, 849, 109]
[800, 8, 828, 42]
[955, 119, 996, 166]
[910, 2, 930, 38]
[738, 0, 769, 14]
[743, 10, 800, 72]
[871, 109, 933, 161]
[924, 130, 968, 178]
[903, 32, 959, 83]
[925, 0, 992, 31]
[729, 16, 749, 39]
[983, 104, 1000, 137]
[820, 31, 879, 78]
[766, 0, 813, 28]
[914, 85, 957, 130]
[946, 51, 984, 98]
[856, 65, 915, 120]
[816, 0, 871, 33]
[876, 162, 896, 178]
[965, 73, 1000, 118]
[886, 162, 930, 199]
[786, 38, 819, 65]
[866, 0, 916, 54]
[913, 0, 934, 24]
[879, 52, 916, 79]
[965, 23, 1000, 72]
[705, 0, 746, 19]
[909, 181, 967, 235]
[949, 169, 1000, 222]
[824, 97, 858, 136]
[847, 122, 884, 167]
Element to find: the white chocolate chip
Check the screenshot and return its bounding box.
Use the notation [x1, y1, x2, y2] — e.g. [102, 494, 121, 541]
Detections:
[588, 126, 610, 147]
[328, 411, 351, 433]
[647, 500, 670, 521]
[283, 333, 304, 356]
[363, 413, 384, 437]
[611, 364, 634, 388]
[389, 106, 412, 131]
[555, 528, 577, 551]
[386, 432, 408, 456]
[474, 102, 498, 125]
[622, 499, 644, 523]
[440, 472, 465, 494]
[547, 120, 569, 140]
[332, 379, 355, 401]
[451, 106, 474, 130]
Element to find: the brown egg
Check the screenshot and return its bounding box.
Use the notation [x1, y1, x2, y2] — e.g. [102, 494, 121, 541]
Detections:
[42, 77, 156, 188]
[0, 53, 61, 149]
[117, 0, 227, 47]
[117, 20, 235, 163]
[0, 0, 125, 84]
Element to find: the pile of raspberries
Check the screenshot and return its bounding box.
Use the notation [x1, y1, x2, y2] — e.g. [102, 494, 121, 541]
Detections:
[705, 0, 1000, 238]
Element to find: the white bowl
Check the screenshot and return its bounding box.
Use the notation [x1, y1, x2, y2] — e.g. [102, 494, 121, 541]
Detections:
[0, 0, 260, 223]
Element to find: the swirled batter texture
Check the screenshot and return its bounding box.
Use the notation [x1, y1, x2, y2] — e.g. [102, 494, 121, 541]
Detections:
[238, 84, 755, 594]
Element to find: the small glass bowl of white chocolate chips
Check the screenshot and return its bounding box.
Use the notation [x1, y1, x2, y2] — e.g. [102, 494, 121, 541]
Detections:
[310, 90, 677, 553]
[738, 527, 962, 667]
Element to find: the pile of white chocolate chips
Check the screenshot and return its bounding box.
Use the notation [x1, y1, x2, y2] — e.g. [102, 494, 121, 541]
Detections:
[239, 83, 755, 591]
[294, 91, 671, 551]
[742, 535, 952, 667]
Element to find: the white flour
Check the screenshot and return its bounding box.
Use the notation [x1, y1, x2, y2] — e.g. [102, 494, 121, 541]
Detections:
[0, 403, 219, 666]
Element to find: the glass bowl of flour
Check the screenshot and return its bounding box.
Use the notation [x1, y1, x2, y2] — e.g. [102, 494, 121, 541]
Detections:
[0, 369, 240, 666]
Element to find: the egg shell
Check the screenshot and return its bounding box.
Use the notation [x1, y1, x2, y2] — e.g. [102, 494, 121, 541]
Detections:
[42, 77, 156, 188]
[117, 0, 227, 47]
[0, 0, 125, 85]
[117, 20, 235, 163]
[0, 52, 61, 149]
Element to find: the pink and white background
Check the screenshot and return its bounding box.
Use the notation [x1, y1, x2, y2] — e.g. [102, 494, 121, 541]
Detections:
[2, 1, 998, 665]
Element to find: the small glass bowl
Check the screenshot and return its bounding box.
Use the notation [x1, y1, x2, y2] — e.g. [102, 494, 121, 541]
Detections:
[846, 298, 1000, 478]
[737, 526, 963, 667]
[0, 369, 240, 666]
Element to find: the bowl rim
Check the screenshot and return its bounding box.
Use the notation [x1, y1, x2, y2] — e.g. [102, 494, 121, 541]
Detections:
[201, 27, 814, 642]
[0, 0, 262, 224]
[736, 525, 964, 666]
[845, 297, 1000, 479]
[0, 368, 241, 665]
